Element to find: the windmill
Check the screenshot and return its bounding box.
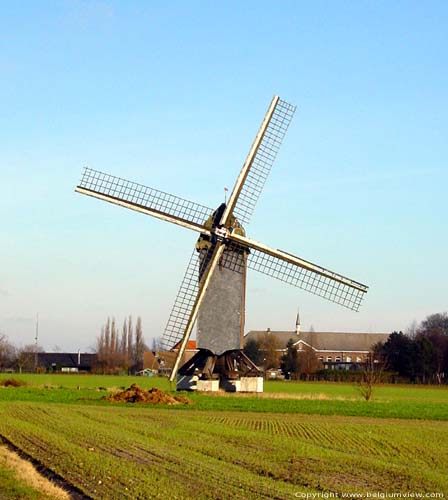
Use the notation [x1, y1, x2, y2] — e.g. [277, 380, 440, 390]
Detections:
[75, 95, 368, 392]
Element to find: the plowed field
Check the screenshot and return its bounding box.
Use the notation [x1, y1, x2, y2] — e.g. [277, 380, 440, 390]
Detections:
[0, 402, 447, 499]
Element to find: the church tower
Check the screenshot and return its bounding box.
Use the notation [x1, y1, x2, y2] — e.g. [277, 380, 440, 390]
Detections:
[295, 307, 301, 336]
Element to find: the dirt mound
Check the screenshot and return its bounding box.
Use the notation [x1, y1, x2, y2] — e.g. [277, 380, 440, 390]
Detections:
[105, 384, 191, 405]
[1, 378, 26, 387]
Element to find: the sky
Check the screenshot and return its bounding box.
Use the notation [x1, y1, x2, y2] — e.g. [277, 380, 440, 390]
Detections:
[1, 1, 447, 351]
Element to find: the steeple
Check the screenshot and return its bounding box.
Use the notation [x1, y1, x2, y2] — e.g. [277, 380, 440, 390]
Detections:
[295, 307, 301, 335]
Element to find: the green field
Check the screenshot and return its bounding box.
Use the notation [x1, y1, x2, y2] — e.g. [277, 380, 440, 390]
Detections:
[0, 374, 447, 499]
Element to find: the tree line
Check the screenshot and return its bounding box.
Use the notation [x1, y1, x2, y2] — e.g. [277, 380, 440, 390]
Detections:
[95, 316, 148, 374]
[0, 335, 42, 373]
[244, 312, 448, 384]
[376, 313, 448, 384]
[0, 315, 149, 374]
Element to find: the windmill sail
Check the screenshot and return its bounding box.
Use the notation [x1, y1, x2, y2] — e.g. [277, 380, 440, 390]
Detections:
[76, 168, 212, 233]
[225, 234, 368, 312]
[161, 242, 221, 351]
[165, 243, 226, 381]
[221, 97, 296, 226]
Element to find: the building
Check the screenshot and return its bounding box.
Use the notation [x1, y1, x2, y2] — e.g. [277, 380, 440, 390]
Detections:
[143, 340, 198, 375]
[36, 352, 97, 373]
[244, 326, 390, 370]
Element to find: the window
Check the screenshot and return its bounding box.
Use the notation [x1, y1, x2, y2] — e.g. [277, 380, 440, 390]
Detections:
[335, 356, 341, 363]
[326, 356, 332, 362]
[346, 356, 352, 363]
[356, 356, 362, 363]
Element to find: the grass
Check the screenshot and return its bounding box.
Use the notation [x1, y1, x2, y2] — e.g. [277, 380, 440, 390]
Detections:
[0, 444, 67, 500]
[0, 374, 447, 498]
[0, 374, 447, 420]
[0, 402, 447, 499]
[264, 380, 448, 402]
[0, 373, 172, 391]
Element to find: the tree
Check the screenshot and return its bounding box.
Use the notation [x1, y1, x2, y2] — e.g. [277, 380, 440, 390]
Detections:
[406, 320, 419, 339]
[419, 312, 448, 336]
[414, 336, 436, 384]
[120, 318, 129, 372]
[104, 317, 110, 365]
[282, 340, 321, 380]
[418, 312, 448, 384]
[95, 315, 148, 374]
[127, 315, 134, 366]
[96, 327, 106, 373]
[151, 336, 163, 352]
[133, 316, 146, 371]
[243, 338, 263, 366]
[297, 348, 321, 380]
[380, 331, 416, 380]
[110, 317, 117, 368]
[358, 351, 385, 401]
[0, 335, 15, 370]
[281, 339, 299, 379]
[15, 344, 44, 373]
[379, 326, 445, 384]
[259, 332, 282, 369]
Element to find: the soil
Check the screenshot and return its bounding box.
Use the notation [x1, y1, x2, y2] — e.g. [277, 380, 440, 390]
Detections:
[0, 378, 26, 387]
[105, 384, 191, 405]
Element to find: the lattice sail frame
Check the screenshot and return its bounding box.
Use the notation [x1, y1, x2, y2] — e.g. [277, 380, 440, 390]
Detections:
[232, 99, 296, 225]
[225, 240, 366, 312]
[161, 241, 224, 351]
[161, 232, 367, 350]
[77, 167, 213, 230]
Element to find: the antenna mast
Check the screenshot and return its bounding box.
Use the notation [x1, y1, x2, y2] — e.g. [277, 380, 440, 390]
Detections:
[34, 313, 39, 372]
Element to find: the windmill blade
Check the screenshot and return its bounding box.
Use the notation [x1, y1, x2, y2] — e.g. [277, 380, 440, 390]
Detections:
[226, 233, 368, 312]
[76, 167, 213, 234]
[221, 96, 296, 227]
[164, 243, 226, 382]
[161, 247, 210, 351]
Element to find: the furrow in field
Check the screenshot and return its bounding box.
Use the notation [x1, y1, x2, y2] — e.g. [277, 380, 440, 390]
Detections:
[200, 410, 448, 480]
[1, 404, 303, 499]
[1, 403, 447, 497]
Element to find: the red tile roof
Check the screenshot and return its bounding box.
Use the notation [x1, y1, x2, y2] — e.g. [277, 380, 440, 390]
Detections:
[173, 340, 197, 351]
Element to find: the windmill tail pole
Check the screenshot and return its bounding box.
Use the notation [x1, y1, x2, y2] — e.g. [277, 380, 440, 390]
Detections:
[169, 244, 225, 382]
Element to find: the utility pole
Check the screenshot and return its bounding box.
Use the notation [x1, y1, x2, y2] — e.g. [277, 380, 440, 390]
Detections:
[34, 313, 39, 372]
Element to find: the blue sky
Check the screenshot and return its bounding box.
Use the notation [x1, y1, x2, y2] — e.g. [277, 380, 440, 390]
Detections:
[1, 1, 447, 351]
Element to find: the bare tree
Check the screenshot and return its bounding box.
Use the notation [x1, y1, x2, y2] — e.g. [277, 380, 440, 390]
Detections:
[406, 320, 419, 339]
[418, 312, 448, 384]
[120, 318, 129, 371]
[94, 315, 148, 374]
[104, 317, 110, 366]
[95, 327, 106, 372]
[133, 316, 146, 371]
[110, 317, 120, 369]
[0, 335, 15, 371]
[151, 336, 162, 352]
[15, 344, 43, 373]
[260, 332, 282, 369]
[298, 348, 321, 380]
[357, 351, 385, 401]
[127, 315, 133, 366]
